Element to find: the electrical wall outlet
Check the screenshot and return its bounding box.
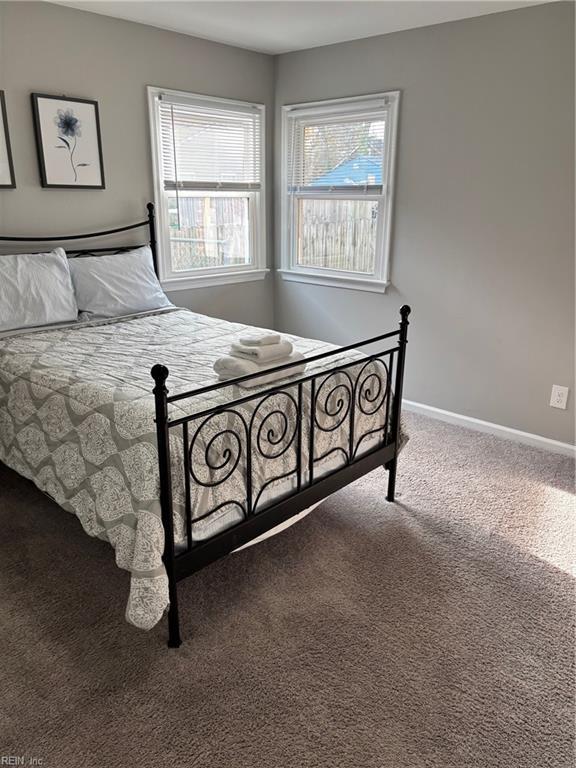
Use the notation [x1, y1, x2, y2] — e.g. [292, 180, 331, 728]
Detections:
[550, 385, 569, 410]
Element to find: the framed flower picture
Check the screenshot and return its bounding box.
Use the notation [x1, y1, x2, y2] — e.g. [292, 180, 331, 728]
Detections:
[31, 93, 105, 189]
[0, 91, 16, 188]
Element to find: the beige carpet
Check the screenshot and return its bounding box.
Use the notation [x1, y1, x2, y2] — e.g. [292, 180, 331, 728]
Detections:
[0, 413, 573, 768]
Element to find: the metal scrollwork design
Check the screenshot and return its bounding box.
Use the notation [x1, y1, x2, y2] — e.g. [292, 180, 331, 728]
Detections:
[188, 408, 248, 488]
[351, 356, 391, 459]
[192, 500, 246, 525]
[253, 391, 299, 460]
[355, 358, 389, 415]
[183, 356, 392, 526]
[250, 390, 300, 512]
[311, 369, 355, 467]
[314, 370, 354, 433]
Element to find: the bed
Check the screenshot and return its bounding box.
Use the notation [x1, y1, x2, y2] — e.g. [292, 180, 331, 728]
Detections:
[0, 204, 411, 647]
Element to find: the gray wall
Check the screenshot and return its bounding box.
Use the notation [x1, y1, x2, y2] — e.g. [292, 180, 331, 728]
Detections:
[0, 1, 275, 327]
[0, 2, 573, 443]
[274, 2, 575, 444]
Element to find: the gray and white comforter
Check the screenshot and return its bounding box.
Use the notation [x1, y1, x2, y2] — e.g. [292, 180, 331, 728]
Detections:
[0, 308, 404, 630]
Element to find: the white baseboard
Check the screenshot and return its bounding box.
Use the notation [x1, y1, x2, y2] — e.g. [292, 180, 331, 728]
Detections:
[402, 399, 576, 458]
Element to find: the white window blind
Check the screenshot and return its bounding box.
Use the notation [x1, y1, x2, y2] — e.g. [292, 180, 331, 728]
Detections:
[158, 98, 262, 191]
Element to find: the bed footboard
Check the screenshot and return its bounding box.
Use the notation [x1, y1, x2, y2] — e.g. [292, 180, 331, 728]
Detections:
[152, 305, 410, 647]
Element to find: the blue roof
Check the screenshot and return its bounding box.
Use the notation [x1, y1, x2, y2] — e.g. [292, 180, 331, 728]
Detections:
[311, 155, 382, 186]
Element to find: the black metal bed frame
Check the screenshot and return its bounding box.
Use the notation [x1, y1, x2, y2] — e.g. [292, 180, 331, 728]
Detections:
[0, 204, 410, 648]
[0, 202, 158, 269]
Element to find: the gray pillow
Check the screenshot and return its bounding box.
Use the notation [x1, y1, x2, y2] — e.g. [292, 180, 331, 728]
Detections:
[69, 245, 173, 320]
[0, 247, 78, 332]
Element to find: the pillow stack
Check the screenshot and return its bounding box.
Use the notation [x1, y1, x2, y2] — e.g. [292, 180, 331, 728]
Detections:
[214, 332, 306, 389]
[0, 244, 173, 334]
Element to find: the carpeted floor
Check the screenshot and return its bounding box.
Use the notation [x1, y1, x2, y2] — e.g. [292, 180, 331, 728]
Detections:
[0, 412, 574, 768]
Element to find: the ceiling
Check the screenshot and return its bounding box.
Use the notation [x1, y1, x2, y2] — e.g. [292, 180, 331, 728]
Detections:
[53, 1, 552, 55]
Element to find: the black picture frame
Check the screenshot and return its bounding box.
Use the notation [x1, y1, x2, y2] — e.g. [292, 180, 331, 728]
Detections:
[31, 93, 105, 189]
[0, 91, 16, 189]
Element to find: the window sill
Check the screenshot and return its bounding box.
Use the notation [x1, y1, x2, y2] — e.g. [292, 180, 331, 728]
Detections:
[162, 268, 269, 292]
[277, 269, 389, 294]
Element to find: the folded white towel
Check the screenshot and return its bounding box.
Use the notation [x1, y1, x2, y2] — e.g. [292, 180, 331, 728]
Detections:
[230, 339, 293, 363]
[214, 351, 306, 389]
[238, 331, 281, 347]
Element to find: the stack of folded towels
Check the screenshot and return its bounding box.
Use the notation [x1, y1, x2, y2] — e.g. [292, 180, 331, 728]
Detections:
[214, 331, 306, 389]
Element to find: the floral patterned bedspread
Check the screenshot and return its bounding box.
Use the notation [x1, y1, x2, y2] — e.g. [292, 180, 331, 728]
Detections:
[0, 308, 405, 630]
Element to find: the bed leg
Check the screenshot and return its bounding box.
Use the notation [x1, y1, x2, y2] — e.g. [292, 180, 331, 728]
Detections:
[386, 457, 397, 502]
[386, 305, 410, 504]
[152, 363, 182, 649]
[167, 582, 182, 648]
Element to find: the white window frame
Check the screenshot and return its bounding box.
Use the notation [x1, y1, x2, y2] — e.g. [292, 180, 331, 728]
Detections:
[280, 91, 400, 294]
[148, 86, 268, 291]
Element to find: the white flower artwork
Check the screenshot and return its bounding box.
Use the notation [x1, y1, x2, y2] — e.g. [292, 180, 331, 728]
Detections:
[31, 93, 105, 188]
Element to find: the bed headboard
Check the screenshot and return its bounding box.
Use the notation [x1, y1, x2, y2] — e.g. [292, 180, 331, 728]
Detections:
[0, 202, 159, 276]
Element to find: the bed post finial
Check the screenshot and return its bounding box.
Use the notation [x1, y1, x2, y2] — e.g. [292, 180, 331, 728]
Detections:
[151, 365, 169, 413]
[400, 304, 411, 322]
[151, 363, 169, 389]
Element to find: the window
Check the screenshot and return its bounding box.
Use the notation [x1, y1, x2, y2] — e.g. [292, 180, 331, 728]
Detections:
[148, 87, 266, 289]
[281, 92, 400, 293]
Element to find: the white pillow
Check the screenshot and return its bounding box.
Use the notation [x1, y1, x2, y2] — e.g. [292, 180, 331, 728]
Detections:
[0, 248, 78, 332]
[68, 245, 173, 320]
